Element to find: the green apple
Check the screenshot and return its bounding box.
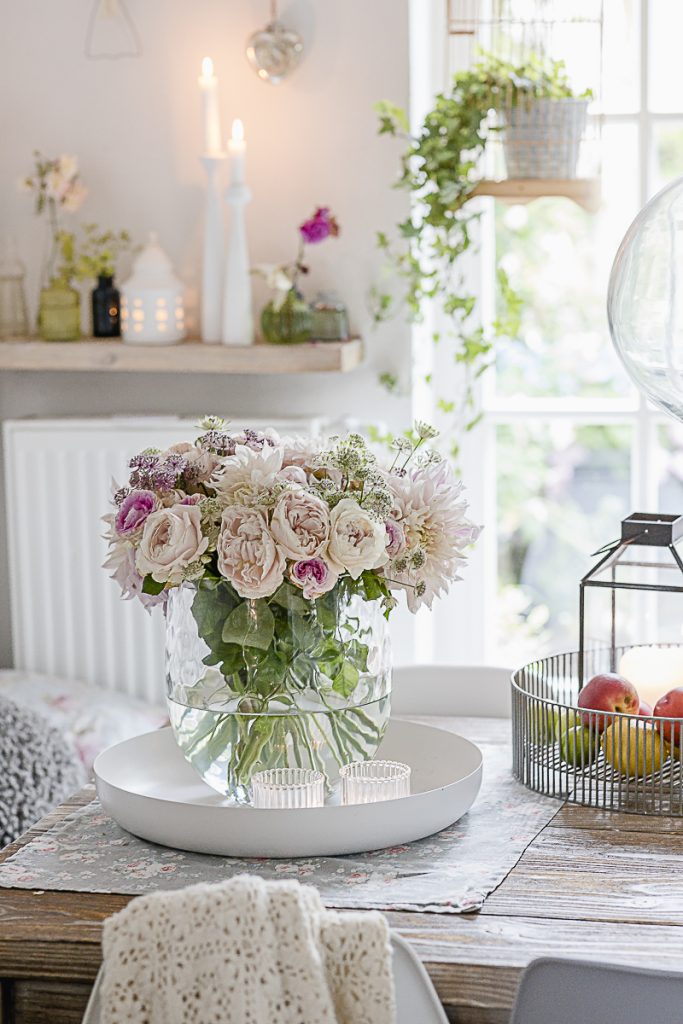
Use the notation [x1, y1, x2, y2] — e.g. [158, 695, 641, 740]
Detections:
[560, 725, 599, 767]
[530, 704, 576, 743]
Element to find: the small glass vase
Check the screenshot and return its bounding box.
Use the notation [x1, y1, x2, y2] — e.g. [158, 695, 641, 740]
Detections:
[92, 274, 121, 337]
[261, 288, 313, 345]
[37, 280, 81, 342]
[166, 578, 392, 803]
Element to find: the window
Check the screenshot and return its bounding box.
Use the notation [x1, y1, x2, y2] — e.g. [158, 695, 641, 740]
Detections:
[418, 0, 683, 669]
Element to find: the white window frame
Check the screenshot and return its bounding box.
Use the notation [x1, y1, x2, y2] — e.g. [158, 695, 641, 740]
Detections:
[413, 0, 679, 667]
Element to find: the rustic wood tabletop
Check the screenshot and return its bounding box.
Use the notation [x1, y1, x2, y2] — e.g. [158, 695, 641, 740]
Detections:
[1, 716, 682, 1024]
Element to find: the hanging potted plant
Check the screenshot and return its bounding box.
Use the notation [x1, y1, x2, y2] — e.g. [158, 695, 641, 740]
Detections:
[375, 51, 592, 452]
[20, 152, 87, 342]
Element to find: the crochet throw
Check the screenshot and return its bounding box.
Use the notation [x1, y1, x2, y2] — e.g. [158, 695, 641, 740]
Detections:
[101, 874, 396, 1024]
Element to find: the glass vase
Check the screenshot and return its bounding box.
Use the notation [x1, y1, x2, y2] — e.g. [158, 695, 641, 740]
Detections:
[37, 280, 81, 341]
[261, 288, 313, 345]
[165, 578, 392, 803]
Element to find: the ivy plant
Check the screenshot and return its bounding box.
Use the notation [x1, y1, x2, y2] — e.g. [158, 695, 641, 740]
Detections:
[375, 51, 591, 454]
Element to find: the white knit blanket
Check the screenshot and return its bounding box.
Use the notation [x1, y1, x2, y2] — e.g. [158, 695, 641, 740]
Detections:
[101, 874, 396, 1024]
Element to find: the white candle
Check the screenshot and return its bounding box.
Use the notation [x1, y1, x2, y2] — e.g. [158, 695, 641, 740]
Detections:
[228, 118, 246, 185]
[618, 646, 683, 708]
[198, 56, 222, 156]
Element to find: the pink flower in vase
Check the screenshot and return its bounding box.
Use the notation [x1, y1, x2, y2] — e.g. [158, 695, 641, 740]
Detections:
[299, 207, 340, 245]
[289, 557, 338, 600]
[115, 489, 157, 536]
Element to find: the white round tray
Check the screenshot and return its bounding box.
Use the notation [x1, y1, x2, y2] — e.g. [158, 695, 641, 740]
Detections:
[94, 719, 483, 858]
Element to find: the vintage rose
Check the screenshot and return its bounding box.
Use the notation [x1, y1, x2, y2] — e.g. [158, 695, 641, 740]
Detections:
[167, 442, 220, 484]
[115, 489, 157, 536]
[384, 518, 407, 559]
[289, 558, 339, 600]
[216, 505, 285, 599]
[277, 465, 308, 487]
[135, 504, 208, 584]
[270, 490, 330, 561]
[328, 498, 389, 579]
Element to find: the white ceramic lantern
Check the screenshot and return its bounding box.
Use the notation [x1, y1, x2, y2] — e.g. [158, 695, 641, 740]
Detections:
[121, 232, 185, 345]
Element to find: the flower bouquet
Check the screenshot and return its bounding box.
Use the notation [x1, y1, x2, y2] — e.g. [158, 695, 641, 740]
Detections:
[104, 419, 479, 802]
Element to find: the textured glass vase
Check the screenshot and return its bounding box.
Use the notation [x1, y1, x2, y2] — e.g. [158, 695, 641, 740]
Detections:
[38, 280, 81, 341]
[166, 579, 392, 803]
[261, 289, 313, 344]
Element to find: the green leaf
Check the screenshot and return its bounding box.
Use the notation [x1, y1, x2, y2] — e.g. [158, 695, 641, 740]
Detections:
[332, 661, 360, 698]
[142, 575, 165, 596]
[222, 600, 275, 651]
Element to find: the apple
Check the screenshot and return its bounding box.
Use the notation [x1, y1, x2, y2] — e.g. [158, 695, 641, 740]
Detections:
[653, 687, 683, 749]
[602, 721, 665, 778]
[577, 673, 639, 732]
[638, 700, 653, 717]
[560, 725, 599, 767]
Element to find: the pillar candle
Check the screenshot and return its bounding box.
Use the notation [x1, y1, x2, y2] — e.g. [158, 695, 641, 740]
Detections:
[198, 57, 222, 156]
[618, 646, 683, 708]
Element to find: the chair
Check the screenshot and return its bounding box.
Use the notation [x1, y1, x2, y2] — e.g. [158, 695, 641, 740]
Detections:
[82, 933, 448, 1024]
[510, 957, 683, 1024]
[391, 664, 512, 717]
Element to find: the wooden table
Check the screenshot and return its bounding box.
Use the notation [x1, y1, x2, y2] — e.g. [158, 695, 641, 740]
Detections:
[1, 717, 683, 1024]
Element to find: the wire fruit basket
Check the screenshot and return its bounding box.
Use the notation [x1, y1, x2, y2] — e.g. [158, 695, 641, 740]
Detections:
[512, 646, 683, 816]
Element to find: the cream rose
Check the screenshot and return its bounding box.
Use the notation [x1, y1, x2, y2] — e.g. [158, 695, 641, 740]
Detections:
[270, 490, 330, 561]
[328, 498, 389, 580]
[216, 505, 285, 599]
[136, 504, 208, 584]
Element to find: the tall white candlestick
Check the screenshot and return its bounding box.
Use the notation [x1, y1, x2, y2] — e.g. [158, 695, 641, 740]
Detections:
[198, 56, 222, 156]
[222, 119, 253, 346]
[200, 154, 226, 343]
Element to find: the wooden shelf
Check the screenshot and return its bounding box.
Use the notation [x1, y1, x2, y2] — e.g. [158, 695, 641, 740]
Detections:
[473, 177, 601, 213]
[0, 337, 364, 375]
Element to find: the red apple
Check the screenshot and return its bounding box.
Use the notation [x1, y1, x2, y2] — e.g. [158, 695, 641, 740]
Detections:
[577, 673, 640, 732]
[653, 687, 683, 748]
[638, 700, 653, 716]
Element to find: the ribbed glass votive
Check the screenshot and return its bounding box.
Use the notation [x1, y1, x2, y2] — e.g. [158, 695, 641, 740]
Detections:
[340, 760, 411, 805]
[251, 767, 325, 809]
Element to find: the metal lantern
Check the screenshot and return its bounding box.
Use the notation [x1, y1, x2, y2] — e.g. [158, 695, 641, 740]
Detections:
[579, 513, 683, 692]
[121, 232, 185, 345]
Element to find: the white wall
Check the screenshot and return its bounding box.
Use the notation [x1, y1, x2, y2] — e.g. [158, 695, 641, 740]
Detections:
[0, 0, 413, 668]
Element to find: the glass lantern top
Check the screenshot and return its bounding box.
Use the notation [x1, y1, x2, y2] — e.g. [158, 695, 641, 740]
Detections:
[608, 175, 683, 422]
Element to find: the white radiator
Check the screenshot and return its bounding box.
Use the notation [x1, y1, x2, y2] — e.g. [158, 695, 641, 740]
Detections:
[3, 415, 326, 704]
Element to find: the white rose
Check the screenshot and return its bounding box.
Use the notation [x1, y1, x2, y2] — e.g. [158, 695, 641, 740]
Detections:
[216, 505, 285, 600]
[135, 504, 208, 584]
[328, 498, 389, 580]
[270, 490, 330, 560]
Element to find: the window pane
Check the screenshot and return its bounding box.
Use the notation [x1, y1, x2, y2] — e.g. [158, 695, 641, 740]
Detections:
[494, 123, 638, 398]
[651, 121, 683, 196]
[496, 421, 632, 665]
[603, 0, 641, 114]
[649, 2, 683, 112]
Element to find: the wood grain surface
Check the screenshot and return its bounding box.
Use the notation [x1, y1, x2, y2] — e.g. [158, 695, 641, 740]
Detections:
[1, 718, 681, 1023]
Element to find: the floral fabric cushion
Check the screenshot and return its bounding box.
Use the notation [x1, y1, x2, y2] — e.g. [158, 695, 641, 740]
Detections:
[0, 671, 168, 773]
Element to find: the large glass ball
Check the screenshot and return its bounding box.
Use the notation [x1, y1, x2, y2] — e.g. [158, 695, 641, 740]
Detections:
[608, 175, 683, 421]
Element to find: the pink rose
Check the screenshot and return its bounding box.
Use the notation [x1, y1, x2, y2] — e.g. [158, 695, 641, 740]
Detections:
[136, 504, 208, 584]
[216, 505, 285, 600]
[289, 558, 338, 600]
[167, 442, 220, 484]
[115, 490, 157, 536]
[385, 519, 406, 559]
[277, 466, 308, 487]
[270, 490, 330, 561]
[328, 498, 388, 579]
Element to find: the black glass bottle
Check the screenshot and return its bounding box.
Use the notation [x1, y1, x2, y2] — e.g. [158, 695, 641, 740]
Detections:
[92, 274, 121, 337]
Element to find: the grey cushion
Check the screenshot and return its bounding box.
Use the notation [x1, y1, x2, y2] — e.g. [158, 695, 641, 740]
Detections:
[0, 694, 85, 848]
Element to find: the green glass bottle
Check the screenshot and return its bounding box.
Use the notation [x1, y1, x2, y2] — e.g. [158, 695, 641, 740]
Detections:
[38, 280, 81, 341]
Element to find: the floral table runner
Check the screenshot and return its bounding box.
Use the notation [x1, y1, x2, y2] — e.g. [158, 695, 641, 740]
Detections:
[0, 720, 560, 913]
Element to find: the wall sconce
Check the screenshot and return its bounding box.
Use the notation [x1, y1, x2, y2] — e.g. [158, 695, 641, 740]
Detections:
[246, 0, 304, 85]
[121, 233, 185, 345]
